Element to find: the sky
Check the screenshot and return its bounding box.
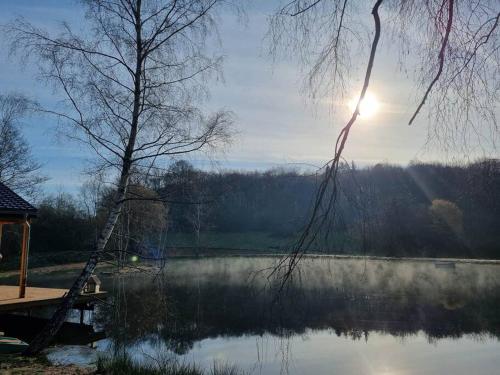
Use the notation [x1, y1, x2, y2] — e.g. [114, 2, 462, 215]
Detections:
[0, 0, 498, 195]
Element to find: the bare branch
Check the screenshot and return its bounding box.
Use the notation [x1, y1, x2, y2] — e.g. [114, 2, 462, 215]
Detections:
[273, 0, 384, 290]
[409, 0, 455, 125]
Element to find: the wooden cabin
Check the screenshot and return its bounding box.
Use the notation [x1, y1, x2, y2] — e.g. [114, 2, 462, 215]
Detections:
[0, 182, 38, 298]
[0, 182, 106, 315]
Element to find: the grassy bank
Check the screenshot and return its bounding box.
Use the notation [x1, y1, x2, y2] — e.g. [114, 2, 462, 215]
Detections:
[0, 232, 285, 272]
[0, 250, 91, 272]
[96, 355, 245, 375]
[0, 354, 244, 375]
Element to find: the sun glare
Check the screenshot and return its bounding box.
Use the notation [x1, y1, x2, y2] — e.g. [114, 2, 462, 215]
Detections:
[348, 92, 380, 118]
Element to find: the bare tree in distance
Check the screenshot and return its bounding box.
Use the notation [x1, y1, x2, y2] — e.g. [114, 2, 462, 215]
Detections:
[6, 0, 235, 354]
[0, 93, 47, 198]
[268, 0, 499, 286]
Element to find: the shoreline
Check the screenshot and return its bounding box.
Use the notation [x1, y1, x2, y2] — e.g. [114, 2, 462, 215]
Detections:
[1, 253, 500, 279]
[163, 252, 500, 265]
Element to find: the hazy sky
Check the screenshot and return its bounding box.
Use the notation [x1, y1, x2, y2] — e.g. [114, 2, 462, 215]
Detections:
[0, 0, 497, 194]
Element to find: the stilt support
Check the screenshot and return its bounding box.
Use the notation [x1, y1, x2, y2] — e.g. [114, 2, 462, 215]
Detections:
[18, 221, 31, 298]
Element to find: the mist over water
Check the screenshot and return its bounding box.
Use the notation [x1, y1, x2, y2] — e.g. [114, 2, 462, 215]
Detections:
[163, 256, 500, 299]
[37, 256, 500, 374]
[85, 257, 500, 374]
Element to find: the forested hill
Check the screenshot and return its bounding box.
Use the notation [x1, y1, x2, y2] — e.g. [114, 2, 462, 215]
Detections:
[152, 159, 499, 258]
[1, 159, 499, 266]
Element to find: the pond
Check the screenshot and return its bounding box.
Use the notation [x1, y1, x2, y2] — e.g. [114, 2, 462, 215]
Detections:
[9, 257, 500, 374]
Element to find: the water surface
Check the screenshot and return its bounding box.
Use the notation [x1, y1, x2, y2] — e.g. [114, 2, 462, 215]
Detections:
[25, 257, 500, 374]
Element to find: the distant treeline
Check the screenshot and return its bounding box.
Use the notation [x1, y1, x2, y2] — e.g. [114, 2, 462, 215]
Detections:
[151, 159, 499, 258]
[1, 159, 499, 264]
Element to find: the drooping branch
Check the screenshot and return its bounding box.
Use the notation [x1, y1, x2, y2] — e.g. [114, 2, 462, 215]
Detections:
[308, 0, 348, 94]
[408, 0, 455, 125]
[273, 0, 384, 289]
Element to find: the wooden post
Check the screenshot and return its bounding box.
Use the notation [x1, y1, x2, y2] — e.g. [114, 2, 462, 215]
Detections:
[0, 223, 3, 254]
[18, 220, 30, 298]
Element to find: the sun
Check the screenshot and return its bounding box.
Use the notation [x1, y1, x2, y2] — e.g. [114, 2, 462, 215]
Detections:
[348, 92, 380, 118]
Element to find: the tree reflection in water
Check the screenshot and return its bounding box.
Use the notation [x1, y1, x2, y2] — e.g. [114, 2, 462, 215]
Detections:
[94, 257, 500, 358]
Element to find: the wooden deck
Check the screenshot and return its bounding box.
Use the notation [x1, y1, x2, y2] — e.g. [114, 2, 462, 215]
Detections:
[0, 285, 107, 312]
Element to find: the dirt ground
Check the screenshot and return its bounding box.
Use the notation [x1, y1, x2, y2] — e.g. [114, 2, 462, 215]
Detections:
[0, 355, 94, 375]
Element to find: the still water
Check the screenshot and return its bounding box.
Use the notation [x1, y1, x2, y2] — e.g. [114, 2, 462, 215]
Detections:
[21, 257, 500, 373]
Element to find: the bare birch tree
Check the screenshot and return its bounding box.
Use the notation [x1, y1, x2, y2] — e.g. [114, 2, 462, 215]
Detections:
[0, 93, 46, 198]
[6, 0, 234, 354]
[268, 0, 499, 284]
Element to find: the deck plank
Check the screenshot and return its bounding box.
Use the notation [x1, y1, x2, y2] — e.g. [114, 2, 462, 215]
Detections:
[0, 285, 106, 312]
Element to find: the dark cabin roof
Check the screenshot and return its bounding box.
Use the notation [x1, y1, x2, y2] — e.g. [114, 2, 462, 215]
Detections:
[0, 182, 38, 218]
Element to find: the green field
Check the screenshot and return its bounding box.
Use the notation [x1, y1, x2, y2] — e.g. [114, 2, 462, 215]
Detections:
[164, 231, 292, 250]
